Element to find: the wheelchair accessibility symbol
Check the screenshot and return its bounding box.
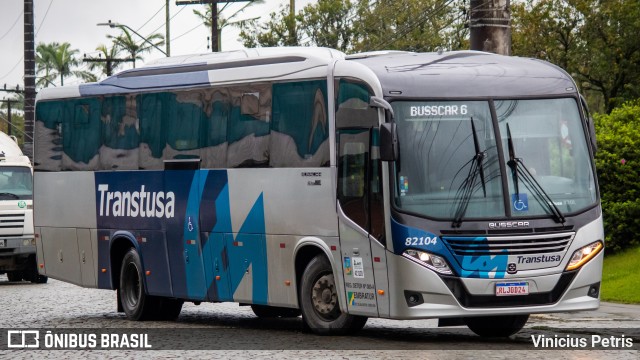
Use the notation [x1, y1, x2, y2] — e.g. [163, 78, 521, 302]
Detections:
[511, 193, 529, 212]
[187, 217, 194, 232]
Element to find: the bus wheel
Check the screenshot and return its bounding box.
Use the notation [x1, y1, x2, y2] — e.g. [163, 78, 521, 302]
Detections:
[7, 271, 22, 282]
[156, 298, 184, 321]
[464, 314, 529, 337]
[119, 248, 156, 321]
[251, 304, 301, 318]
[299, 255, 367, 335]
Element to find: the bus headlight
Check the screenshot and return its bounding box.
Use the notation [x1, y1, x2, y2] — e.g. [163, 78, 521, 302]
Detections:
[403, 249, 453, 275]
[566, 241, 603, 271]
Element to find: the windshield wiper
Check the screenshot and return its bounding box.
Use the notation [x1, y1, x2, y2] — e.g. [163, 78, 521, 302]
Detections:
[451, 117, 487, 228]
[0, 192, 20, 199]
[506, 123, 565, 223]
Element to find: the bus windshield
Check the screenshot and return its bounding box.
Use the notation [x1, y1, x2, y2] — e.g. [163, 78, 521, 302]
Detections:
[392, 99, 597, 220]
[0, 166, 33, 200]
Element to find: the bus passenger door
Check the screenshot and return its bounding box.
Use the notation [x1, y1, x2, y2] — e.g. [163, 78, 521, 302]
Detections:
[337, 129, 380, 317]
[334, 78, 388, 317]
[199, 170, 232, 302]
[164, 167, 207, 301]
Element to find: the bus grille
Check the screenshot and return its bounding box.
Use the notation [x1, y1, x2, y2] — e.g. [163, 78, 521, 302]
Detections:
[442, 232, 575, 256]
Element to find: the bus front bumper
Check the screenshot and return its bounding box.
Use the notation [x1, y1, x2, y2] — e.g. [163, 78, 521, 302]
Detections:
[386, 249, 603, 320]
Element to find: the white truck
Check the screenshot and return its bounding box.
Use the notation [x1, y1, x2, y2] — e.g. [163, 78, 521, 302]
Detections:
[0, 132, 46, 283]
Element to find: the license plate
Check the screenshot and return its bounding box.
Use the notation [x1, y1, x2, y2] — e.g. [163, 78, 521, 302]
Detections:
[0, 239, 4, 247]
[496, 282, 529, 296]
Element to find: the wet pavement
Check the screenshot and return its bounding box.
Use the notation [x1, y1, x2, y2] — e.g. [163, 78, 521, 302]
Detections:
[0, 275, 637, 359]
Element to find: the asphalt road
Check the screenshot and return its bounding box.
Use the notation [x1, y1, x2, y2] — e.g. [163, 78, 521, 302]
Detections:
[0, 275, 638, 359]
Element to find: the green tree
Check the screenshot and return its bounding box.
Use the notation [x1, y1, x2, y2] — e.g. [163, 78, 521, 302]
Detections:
[240, 0, 466, 53]
[511, 0, 640, 113]
[239, 4, 301, 48]
[109, 28, 164, 68]
[193, 0, 264, 51]
[35, 42, 96, 87]
[87, 44, 127, 79]
[240, 0, 367, 51]
[0, 94, 26, 146]
[594, 100, 640, 252]
[36, 43, 59, 88]
[355, 0, 464, 52]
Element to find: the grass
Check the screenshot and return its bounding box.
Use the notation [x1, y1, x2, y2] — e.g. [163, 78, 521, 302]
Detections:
[601, 246, 640, 304]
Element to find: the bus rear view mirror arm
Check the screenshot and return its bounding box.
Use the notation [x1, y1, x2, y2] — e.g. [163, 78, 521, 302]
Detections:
[369, 96, 395, 123]
[370, 96, 398, 162]
[380, 122, 398, 162]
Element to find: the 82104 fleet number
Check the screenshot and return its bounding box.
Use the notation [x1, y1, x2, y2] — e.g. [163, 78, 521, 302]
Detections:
[405, 237, 437, 246]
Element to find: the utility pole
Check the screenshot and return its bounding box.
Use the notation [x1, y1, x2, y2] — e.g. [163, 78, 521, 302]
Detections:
[469, 0, 511, 55]
[166, 0, 171, 56]
[23, 0, 35, 160]
[176, 0, 252, 52]
[289, 0, 296, 44]
[82, 56, 135, 76]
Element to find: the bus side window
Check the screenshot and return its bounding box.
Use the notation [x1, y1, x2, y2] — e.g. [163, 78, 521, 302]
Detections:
[100, 95, 140, 170]
[202, 88, 229, 169]
[270, 80, 329, 167]
[35, 100, 64, 171]
[138, 93, 166, 170]
[166, 90, 205, 160]
[226, 84, 271, 168]
[62, 99, 101, 170]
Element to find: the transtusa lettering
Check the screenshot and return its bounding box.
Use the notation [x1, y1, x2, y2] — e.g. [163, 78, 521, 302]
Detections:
[98, 184, 175, 218]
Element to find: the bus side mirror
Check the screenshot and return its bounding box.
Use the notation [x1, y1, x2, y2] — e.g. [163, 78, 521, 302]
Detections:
[380, 123, 398, 162]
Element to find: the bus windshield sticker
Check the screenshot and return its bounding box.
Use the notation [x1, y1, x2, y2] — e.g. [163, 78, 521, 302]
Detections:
[511, 193, 529, 212]
[352, 257, 365, 278]
[344, 257, 352, 276]
[400, 176, 409, 196]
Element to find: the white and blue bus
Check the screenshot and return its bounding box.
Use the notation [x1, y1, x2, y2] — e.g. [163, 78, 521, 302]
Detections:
[34, 48, 603, 337]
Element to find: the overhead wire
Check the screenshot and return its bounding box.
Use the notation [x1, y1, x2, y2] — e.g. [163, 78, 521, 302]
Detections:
[136, 3, 167, 32]
[35, 0, 55, 37]
[372, 0, 456, 50]
[0, 10, 23, 42]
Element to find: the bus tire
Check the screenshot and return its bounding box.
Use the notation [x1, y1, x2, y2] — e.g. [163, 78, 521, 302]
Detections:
[7, 271, 22, 282]
[119, 248, 157, 321]
[156, 298, 183, 321]
[299, 255, 367, 335]
[251, 304, 301, 318]
[464, 314, 529, 337]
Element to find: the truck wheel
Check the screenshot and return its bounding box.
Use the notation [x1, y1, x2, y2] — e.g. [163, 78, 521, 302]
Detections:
[30, 274, 48, 284]
[25, 260, 48, 283]
[251, 304, 301, 318]
[119, 248, 157, 321]
[464, 314, 529, 337]
[7, 271, 22, 282]
[299, 255, 367, 335]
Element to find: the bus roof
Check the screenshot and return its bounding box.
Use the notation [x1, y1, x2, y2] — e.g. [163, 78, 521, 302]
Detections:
[37, 47, 344, 101]
[348, 50, 578, 99]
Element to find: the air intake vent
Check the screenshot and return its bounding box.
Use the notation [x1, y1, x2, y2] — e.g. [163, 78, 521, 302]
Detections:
[0, 213, 25, 234]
